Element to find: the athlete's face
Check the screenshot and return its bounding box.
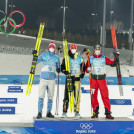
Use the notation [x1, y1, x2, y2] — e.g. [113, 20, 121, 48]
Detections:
[49, 47, 55, 53]
[95, 48, 101, 55]
[71, 49, 76, 54]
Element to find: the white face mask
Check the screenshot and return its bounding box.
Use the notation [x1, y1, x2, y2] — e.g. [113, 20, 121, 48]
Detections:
[71, 49, 76, 54]
[49, 48, 55, 53]
[95, 50, 101, 55]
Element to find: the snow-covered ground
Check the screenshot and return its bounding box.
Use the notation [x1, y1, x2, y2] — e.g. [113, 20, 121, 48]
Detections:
[0, 84, 134, 123]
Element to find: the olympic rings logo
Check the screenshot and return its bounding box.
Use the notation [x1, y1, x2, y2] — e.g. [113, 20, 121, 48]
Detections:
[0, 10, 26, 34]
[115, 100, 125, 104]
[80, 123, 93, 130]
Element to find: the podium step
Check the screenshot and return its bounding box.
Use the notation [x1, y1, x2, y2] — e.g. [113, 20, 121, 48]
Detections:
[34, 117, 134, 121]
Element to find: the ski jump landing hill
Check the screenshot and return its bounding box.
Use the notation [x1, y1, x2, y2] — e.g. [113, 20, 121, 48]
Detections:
[0, 33, 134, 133]
[0, 32, 134, 76]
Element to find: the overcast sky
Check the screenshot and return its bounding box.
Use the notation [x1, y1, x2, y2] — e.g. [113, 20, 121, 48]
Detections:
[0, 0, 132, 33]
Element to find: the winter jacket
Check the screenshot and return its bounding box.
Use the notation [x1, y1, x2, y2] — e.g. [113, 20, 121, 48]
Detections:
[37, 51, 59, 80]
[61, 50, 85, 78]
[85, 53, 116, 80]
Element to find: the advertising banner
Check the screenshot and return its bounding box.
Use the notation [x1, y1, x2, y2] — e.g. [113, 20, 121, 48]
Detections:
[0, 75, 134, 85]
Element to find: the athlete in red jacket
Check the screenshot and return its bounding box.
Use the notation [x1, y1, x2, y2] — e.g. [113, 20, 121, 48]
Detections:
[85, 44, 118, 119]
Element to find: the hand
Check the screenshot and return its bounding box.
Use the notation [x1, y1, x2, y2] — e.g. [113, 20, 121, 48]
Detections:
[56, 68, 60, 73]
[87, 67, 91, 72]
[116, 51, 120, 55]
[82, 48, 87, 53]
[71, 76, 80, 81]
[113, 51, 120, 57]
[74, 77, 80, 81]
[58, 46, 62, 53]
[80, 73, 85, 79]
[63, 70, 69, 75]
[32, 50, 37, 55]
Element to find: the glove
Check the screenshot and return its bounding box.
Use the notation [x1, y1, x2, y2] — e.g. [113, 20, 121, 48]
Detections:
[82, 48, 87, 53]
[117, 51, 120, 55]
[113, 51, 120, 57]
[63, 70, 69, 75]
[74, 77, 80, 81]
[87, 67, 91, 73]
[56, 68, 60, 73]
[58, 46, 62, 53]
[71, 76, 80, 82]
[80, 73, 85, 79]
[32, 50, 37, 55]
[71, 76, 75, 82]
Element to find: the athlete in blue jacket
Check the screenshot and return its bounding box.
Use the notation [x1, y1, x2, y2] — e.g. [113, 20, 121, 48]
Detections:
[36, 42, 60, 119]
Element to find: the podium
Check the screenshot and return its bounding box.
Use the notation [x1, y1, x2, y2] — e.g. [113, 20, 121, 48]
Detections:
[34, 117, 134, 134]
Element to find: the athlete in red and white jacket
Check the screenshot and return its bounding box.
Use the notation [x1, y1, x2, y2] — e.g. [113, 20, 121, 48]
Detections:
[85, 44, 118, 119]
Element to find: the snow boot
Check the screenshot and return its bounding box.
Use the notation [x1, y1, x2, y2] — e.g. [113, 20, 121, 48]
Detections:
[91, 106, 99, 118]
[91, 112, 98, 118]
[105, 108, 114, 119]
[75, 112, 81, 118]
[62, 112, 67, 118]
[106, 114, 114, 119]
[37, 112, 42, 119]
[46, 112, 54, 118]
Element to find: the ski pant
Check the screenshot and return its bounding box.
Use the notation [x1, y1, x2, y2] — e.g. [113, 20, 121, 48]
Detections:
[38, 79, 55, 114]
[90, 78, 111, 112]
[63, 78, 81, 113]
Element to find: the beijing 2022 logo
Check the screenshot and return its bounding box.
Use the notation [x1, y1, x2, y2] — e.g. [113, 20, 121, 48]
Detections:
[76, 123, 96, 133]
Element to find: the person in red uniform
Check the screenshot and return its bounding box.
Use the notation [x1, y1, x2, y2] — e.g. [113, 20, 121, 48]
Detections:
[85, 44, 119, 119]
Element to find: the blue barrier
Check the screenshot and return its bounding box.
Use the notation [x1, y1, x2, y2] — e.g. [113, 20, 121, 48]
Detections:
[0, 98, 17, 104]
[109, 99, 132, 105]
[0, 107, 15, 114]
[0, 75, 134, 85]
